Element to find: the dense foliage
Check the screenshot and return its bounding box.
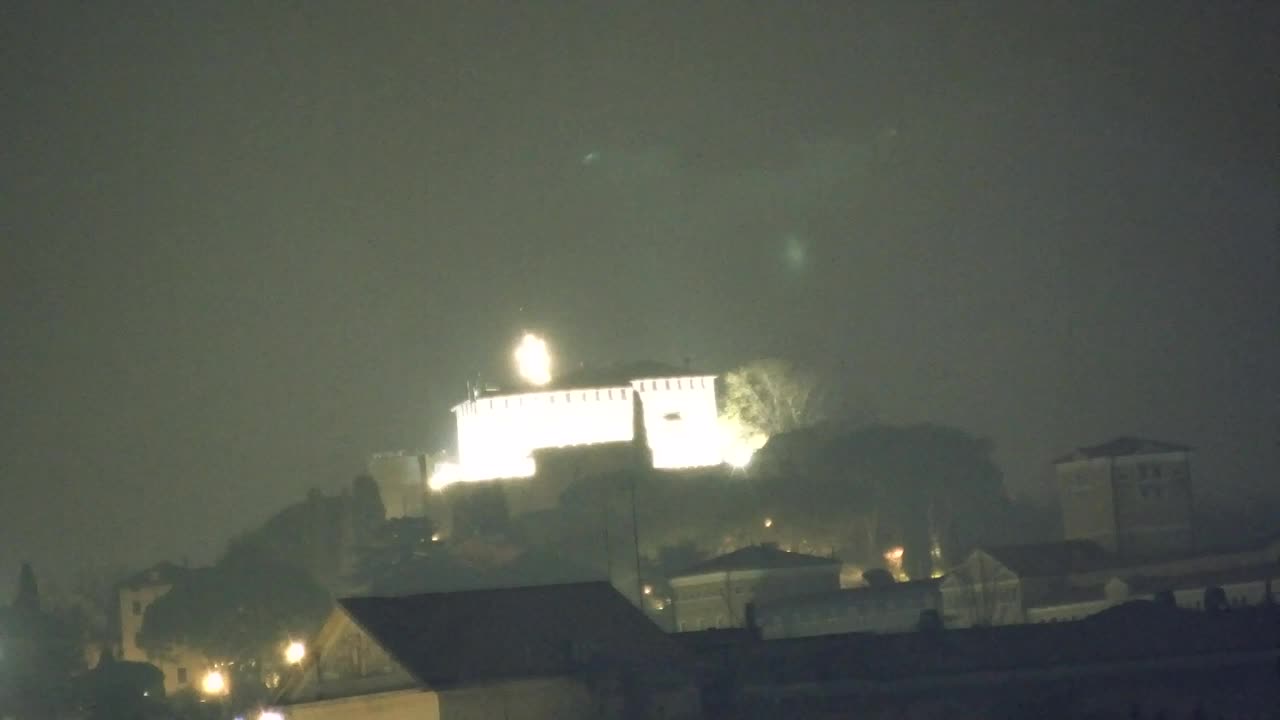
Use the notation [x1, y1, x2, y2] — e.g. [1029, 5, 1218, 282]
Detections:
[0, 565, 88, 719]
[136, 542, 331, 665]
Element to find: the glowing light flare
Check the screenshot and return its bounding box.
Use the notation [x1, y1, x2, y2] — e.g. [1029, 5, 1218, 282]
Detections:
[259, 712, 285, 720]
[427, 461, 466, 491]
[883, 546, 908, 582]
[283, 640, 305, 665]
[783, 233, 808, 271]
[718, 417, 767, 470]
[514, 333, 553, 386]
[200, 669, 228, 696]
[763, 517, 773, 528]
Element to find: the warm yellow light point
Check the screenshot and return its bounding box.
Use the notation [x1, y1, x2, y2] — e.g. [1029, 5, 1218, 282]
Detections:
[200, 669, 227, 696]
[284, 640, 306, 665]
[514, 333, 553, 386]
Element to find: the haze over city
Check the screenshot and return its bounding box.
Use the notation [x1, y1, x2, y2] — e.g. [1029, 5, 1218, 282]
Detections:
[2, 0, 1277, 603]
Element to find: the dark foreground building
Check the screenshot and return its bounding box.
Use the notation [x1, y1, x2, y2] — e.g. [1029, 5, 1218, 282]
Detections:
[685, 601, 1280, 719]
[273, 581, 700, 719]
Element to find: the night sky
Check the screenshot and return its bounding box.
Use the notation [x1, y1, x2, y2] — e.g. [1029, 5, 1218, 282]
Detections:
[2, 2, 1277, 593]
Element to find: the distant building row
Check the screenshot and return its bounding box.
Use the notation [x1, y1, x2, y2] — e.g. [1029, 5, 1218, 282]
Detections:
[664, 436, 1279, 637]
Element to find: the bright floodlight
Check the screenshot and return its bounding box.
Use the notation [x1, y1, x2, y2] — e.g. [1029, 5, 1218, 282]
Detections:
[258, 712, 285, 720]
[724, 442, 756, 470]
[514, 333, 552, 386]
[200, 669, 227, 696]
[284, 640, 305, 665]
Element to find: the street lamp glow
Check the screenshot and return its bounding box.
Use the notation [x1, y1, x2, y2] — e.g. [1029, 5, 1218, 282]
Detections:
[258, 712, 285, 720]
[284, 640, 306, 665]
[514, 333, 552, 386]
[200, 669, 228, 696]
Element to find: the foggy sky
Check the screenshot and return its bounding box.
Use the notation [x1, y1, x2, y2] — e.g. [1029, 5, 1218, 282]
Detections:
[2, 2, 1277, 594]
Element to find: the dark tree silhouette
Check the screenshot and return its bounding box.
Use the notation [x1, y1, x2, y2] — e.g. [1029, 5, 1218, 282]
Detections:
[0, 564, 86, 719]
[13, 562, 39, 614]
[136, 542, 331, 667]
[752, 423, 1007, 575]
[349, 516, 437, 590]
[1203, 586, 1229, 614]
[862, 568, 896, 588]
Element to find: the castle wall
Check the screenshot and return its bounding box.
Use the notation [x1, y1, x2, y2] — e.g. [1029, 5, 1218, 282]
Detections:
[632, 376, 720, 470]
[452, 375, 721, 482]
[455, 387, 636, 481]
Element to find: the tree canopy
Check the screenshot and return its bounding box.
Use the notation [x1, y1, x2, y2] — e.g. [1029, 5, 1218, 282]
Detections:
[348, 516, 437, 591]
[720, 359, 827, 455]
[136, 542, 331, 666]
[0, 564, 87, 719]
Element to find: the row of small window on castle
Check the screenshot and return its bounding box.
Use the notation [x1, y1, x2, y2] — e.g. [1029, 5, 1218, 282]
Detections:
[466, 378, 712, 412]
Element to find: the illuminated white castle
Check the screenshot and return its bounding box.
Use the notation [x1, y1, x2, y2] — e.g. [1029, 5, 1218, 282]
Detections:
[441, 334, 728, 485]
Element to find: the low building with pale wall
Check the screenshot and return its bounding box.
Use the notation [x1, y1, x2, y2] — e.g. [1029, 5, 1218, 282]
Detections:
[273, 582, 701, 720]
[756, 579, 942, 639]
[933, 436, 1280, 628]
[669, 544, 841, 632]
[117, 563, 213, 695]
[941, 536, 1280, 627]
[940, 540, 1111, 627]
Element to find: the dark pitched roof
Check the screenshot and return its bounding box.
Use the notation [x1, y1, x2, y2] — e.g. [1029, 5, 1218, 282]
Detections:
[673, 544, 840, 578]
[1053, 436, 1191, 464]
[683, 604, 1280, 683]
[981, 540, 1112, 578]
[338, 581, 687, 688]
